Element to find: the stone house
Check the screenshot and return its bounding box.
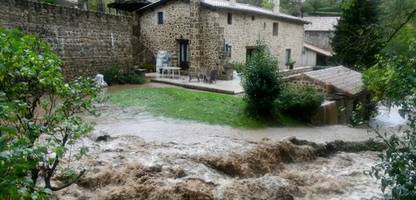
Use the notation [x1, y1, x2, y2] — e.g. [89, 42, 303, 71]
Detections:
[301, 16, 339, 66]
[136, 0, 308, 75]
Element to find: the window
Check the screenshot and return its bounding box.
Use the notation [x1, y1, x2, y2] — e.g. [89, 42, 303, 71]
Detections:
[251, 16, 255, 21]
[157, 12, 164, 24]
[227, 13, 232, 25]
[225, 44, 232, 58]
[285, 49, 292, 65]
[263, 22, 266, 29]
[273, 22, 279, 36]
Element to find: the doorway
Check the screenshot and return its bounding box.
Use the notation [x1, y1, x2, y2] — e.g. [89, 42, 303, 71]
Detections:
[179, 40, 189, 70]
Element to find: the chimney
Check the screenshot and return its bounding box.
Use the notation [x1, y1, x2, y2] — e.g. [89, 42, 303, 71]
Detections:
[273, 0, 280, 13]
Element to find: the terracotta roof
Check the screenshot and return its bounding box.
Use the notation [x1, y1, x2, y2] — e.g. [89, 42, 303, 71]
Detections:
[303, 43, 332, 56]
[137, 0, 309, 24]
[303, 66, 364, 96]
[303, 16, 339, 31]
[201, 0, 309, 24]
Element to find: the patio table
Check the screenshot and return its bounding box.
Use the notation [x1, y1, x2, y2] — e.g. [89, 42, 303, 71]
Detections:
[163, 67, 181, 79]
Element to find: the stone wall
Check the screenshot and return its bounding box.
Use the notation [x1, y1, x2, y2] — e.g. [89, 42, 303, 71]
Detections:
[138, 0, 305, 74]
[138, 0, 192, 69]
[305, 31, 333, 51]
[0, 0, 136, 79]
[199, 8, 225, 72]
[217, 10, 305, 69]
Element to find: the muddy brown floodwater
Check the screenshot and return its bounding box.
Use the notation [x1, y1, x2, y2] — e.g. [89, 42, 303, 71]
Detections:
[55, 103, 385, 200]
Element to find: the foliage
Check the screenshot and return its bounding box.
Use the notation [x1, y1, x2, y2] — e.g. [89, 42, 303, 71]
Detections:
[0, 28, 99, 199]
[102, 65, 121, 85]
[280, 0, 303, 16]
[371, 113, 416, 199]
[276, 85, 324, 122]
[380, 0, 416, 57]
[287, 59, 296, 69]
[260, 0, 274, 10]
[231, 62, 246, 74]
[365, 41, 416, 199]
[110, 87, 303, 128]
[279, 0, 341, 16]
[120, 72, 145, 85]
[331, 0, 383, 70]
[103, 66, 145, 85]
[242, 43, 283, 118]
[143, 63, 155, 72]
[350, 102, 365, 127]
[363, 42, 416, 105]
[41, 0, 57, 4]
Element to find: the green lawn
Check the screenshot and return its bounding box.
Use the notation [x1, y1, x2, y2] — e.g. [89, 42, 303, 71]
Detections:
[109, 87, 302, 128]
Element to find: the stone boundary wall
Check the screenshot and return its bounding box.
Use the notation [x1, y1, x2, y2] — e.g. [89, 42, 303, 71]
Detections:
[0, 0, 137, 79]
[280, 66, 313, 77]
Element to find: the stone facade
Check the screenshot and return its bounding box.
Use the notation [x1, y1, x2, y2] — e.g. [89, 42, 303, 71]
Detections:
[137, 0, 306, 74]
[217, 10, 304, 69]
[305, 31, 333, 51]
[0, 0, 136, 79]
[138, 0, 192, 68]
[1, 0, 306, 79]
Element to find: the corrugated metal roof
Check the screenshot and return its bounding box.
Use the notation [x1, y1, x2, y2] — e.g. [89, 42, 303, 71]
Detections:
[201, 0, 309, 24]
[303, 16, 339, 31]
[303, 66, 364, 95]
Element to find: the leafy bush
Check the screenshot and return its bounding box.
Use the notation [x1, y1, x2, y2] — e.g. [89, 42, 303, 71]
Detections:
[242, 43, 283, 117]
[0, 28, 99, 199]
[231, 62, 246, 74]
[366, 41, 416, 199]
[41, 0, 57, 4]
[276, 85, 324, 122]
[103, 66, 145, 85]
[102, 65, 121, 85]
[119, 72, 145, 84]
[143, 63, 155, 72]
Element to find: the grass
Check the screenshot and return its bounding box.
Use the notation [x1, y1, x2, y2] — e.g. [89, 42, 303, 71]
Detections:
[109, 87, 303, 128]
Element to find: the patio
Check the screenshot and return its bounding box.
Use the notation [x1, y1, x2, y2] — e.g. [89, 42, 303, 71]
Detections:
[146, 73, 244, 95]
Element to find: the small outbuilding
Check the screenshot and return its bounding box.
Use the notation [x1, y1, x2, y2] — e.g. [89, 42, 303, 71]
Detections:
[288, 66, 370, 124]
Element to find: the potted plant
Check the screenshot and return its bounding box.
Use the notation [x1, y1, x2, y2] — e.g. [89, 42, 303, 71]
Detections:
[287, 59, 296, 70]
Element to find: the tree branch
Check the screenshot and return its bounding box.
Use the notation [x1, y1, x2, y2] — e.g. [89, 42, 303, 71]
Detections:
[384, 8, 416, 45]
[45, 169, 86, 191]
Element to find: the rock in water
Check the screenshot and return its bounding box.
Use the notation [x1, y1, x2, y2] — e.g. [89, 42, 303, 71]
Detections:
[96, 134, 111, 142]
[95, 74, 108, 87]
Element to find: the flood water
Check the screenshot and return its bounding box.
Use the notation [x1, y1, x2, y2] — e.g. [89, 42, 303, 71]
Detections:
[54, 84, 405, 200]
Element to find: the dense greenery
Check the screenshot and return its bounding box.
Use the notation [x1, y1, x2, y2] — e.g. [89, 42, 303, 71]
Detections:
[102, 65, 146, 86]
[280, 0, 342, 16]
[242, 44, 283, 118]
[331, 0, 383, 70]
[0, 28, 99, 199]
[238, 0, 273, 9]
[41, 0, 57, 4]
[365, 41, 416, 199]
[231, 62, 246, 74]
[110, 87, 301, 128]
[380, 0, 416, 56]
[276, 85, 324, 122]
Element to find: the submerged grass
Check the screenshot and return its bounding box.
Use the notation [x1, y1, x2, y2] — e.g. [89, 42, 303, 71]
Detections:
[109, 87, 302, 128]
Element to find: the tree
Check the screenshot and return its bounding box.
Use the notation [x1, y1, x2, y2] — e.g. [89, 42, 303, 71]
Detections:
[380, 0, 416, 56]
[238, 0, 271, 9]
[0, 28, 99, 199]
[364, 41, 416, 199]
[280, 0, 342, 16]
[331, 0, 383, 70]
[242, 43, 283, 118]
